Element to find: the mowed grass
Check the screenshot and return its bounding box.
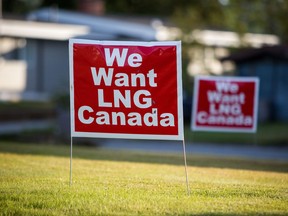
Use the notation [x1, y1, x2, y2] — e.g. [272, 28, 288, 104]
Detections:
[184, 122, 288, 146]
[0, 142, 288, 215]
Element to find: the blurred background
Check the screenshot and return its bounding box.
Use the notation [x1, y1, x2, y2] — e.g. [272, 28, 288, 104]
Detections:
[0, 0, 287, 146]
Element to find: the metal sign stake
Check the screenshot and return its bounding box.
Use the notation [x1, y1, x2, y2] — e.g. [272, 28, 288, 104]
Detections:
[70, 136, 73, 186]
[182, 139, 191, 195]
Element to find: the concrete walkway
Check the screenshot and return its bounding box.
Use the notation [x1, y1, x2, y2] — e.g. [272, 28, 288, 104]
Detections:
[101, 139, 288, 162]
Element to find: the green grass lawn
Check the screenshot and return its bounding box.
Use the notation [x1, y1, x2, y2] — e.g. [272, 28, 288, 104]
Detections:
[185, 122, 288, 146]
[0, 141, 287, 215]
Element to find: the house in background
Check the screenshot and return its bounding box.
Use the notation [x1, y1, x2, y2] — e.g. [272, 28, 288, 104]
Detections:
[0, 8, 165, 101]
[221, 45, 288, 122]
[0, 20, 90, 100]
[0, 7, 281, 102]
[185, 30, 279, 77]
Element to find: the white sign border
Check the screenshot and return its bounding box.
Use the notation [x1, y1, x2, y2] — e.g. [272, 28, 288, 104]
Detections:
[69, 39, 184, 140]
[191, 76, 260, 133]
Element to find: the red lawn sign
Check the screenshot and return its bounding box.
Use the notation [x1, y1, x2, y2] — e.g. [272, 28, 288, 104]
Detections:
[191, 76, 259, 133]
[69, 39, 183, 140]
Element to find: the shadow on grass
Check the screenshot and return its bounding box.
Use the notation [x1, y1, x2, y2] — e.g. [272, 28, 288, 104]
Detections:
[0, 141, 287, 174]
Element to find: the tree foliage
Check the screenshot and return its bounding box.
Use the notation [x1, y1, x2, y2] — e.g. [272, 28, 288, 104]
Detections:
[172, 0, 288, 43]
[105, 0, 188, 16]
[2, 0, 288, 43]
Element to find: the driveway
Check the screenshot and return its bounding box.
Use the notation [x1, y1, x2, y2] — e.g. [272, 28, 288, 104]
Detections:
[101, 139, 288, 162]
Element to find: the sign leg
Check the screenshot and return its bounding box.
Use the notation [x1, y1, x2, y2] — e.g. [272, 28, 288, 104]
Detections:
[70, 137, 73, 186]
[182, 139, 191, 195]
